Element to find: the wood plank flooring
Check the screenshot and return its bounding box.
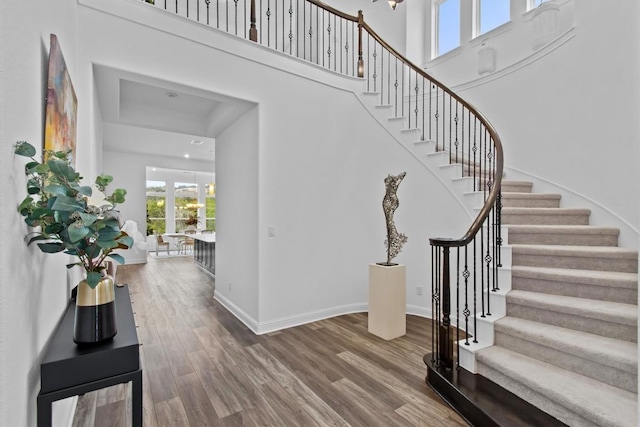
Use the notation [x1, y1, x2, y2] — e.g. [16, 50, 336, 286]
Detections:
[72, 256, 467, 426]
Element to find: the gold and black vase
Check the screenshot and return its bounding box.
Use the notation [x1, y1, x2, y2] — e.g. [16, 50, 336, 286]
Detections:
[73, 276, 118, 344]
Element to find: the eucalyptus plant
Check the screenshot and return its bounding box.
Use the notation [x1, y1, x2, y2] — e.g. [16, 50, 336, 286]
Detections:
[15, 141, 133, 288]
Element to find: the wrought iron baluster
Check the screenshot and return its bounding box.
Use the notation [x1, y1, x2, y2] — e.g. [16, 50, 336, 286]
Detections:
[217, 0, 220, 29]
[394, 58, 398, 116]
[421, 78, 425, 140]
[454, 102, 459, 163]
[234, 0, 238, 35]
[315, 5, 319, 64]
[380, 44, 384, 105]
[401, 63, 405, 118]
[205, 0, 210, 25]
[414, 70, 419, 130]
[472, 237, 478, 343]
[226, 0, 229, 32]
[407, 68, 411, 128]
[455, 247, 460, 368]
[289, 0, 293, 55]
[440, 246, 453, 370]
[274, 0, 277, 50]
[431, 245, 436, 364]
[463, 246, 470, 345]
[197, 0, 200, 21]
[175, 0, 178, 13]
[187, 0, 189, 17]
[336, 15, 338, 71]
[434, 86, 439, 150]
[250, 0, 257, 41]
[372, 42, 377, 92]
[325, 12, 329, 68]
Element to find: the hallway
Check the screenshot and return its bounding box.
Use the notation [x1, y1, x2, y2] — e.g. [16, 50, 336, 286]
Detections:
[72, 257, 466, 426]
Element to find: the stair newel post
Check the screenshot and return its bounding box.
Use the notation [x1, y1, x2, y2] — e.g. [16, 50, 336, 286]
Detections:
[357, 10, 364, 77]
[440, 246, 454, 370]
[249, 0, 258, 42]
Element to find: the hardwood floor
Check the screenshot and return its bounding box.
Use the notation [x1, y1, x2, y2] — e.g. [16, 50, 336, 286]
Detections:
[72, 256, 467, 427]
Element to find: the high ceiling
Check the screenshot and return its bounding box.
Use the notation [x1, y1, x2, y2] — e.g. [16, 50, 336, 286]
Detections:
[93, 64, 255, 161]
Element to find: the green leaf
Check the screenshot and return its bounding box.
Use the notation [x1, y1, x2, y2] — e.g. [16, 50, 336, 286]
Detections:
[95, 175, 113, 187]
[18, 197, 34, 213]
[97, 229, 122, 241]
[37, 242, 65, 253]
[108, 253, 125, 265]
[77, 186, 92, 197]
[86, 272, 102, 289]
[15, 141, 36, 157]
[35, 163, 49, 174]
[68, 225, 90, 243]
[25, 161, 40, 174]
[32, 207, 53, 218]
[42, 184, 68, 197]
[117, 235, 134, 248]
[97, 239, 119, 249]
[44, 223, 64, 234]
[110, 188, 127, 204]
[48, 158, 78, 181]
[51, 195, 84, 212]
[102, 218, 121, 231]
[79, 212, 98, 225]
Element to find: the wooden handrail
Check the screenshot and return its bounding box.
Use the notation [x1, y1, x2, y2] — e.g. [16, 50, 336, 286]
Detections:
[359, 21, 503, 248]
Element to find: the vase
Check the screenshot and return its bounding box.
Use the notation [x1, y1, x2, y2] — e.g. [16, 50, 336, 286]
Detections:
[73, 275, 118, 344]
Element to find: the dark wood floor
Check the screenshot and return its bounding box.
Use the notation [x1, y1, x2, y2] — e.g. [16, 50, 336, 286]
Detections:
[72, 256, 467, 427]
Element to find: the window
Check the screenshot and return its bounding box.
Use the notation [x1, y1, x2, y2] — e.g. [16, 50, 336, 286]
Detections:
[146, 180, 166, 235]
[175, 181, 198, 231]
[435, 0, 460, 56]
[478, 0, 510, 35]
[529, 0, 549, 10]
[206, 183, 216, 231]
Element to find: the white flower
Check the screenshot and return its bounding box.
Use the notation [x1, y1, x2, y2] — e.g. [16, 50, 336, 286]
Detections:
[85, 185, 113, 210]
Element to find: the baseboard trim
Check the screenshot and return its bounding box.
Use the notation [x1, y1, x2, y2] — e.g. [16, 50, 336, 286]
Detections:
[213, 293, 260, 333]
[255, 303, 369, 335]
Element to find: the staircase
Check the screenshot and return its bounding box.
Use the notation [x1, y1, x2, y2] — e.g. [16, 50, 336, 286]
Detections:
[475, 180, 638, 427]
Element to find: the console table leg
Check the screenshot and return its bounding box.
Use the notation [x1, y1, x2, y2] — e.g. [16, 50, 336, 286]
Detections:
[132, 370, 143, 426]
[37, 394, 52, 427]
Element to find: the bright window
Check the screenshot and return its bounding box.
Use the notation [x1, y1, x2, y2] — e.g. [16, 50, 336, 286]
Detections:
[479, 0, 510, 35]
[436, 0, 460, 56]
[175, 181, 198, 231]
[146, 180, 166, 235]
[528, 0, 549, 10]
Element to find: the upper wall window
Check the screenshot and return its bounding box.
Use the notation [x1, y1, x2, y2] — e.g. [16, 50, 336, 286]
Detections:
[528, 0, 549, 11]
[435, 0, 460, 56]
[478, 0, 510, 35]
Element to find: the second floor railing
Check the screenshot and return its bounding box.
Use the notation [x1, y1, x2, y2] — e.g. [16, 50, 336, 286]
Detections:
[141, 0, 504, 373]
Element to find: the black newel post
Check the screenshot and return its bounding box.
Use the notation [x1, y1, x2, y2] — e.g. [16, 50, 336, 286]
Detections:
[439, 246, 454, 369]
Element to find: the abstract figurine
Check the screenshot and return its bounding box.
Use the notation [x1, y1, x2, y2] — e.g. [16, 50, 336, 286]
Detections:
[381, 172, 407, 265]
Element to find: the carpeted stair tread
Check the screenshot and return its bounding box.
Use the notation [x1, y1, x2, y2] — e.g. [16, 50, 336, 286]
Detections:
[501, 193, 561, 208]
[502, 207, 590, 215]
[507, 224, 620, 246]
[511, 244, 638, 273]
[495, 317, 637, 374]
[502, 207, 590, 225]
[507, 290, 637, 326]
[476, 346, 638, 427]
[512, 265, 637, 290]
[500, 180, 533, 193]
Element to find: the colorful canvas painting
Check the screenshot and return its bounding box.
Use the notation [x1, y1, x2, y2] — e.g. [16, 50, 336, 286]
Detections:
[45, 34, 77, 166]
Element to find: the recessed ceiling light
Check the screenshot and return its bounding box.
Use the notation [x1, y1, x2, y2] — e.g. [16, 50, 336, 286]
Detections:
[152, 168, 157, 171]
[190, 140, 204, 145]
[184, 154, 190, 158]
[166, 92, 179, 98]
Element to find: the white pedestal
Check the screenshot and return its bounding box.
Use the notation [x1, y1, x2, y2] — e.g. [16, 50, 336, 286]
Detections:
[368, 263, 406, 340]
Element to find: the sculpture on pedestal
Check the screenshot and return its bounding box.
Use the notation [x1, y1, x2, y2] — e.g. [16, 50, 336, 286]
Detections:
[381, 172, 407, 266]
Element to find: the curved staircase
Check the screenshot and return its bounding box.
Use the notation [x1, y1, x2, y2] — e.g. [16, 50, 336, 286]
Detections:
[476, 180, 638, 427]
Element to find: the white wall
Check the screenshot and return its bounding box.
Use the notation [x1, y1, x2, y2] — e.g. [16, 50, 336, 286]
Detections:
[422, 1, 640, 246]
[0, 1, 83, 426]
[76, 0, 468, 332]
[215, 106, 261, 325]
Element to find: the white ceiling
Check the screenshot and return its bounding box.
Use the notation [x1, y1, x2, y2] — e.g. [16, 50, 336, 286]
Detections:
[93, 64, 255, 161]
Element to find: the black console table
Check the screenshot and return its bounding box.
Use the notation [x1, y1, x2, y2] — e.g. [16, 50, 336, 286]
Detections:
[37, 285, 142, 426]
